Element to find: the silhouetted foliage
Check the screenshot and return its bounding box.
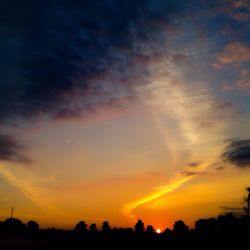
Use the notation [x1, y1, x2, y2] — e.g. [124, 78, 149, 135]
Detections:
[195, 218, 216, 236]
[1, 188, 250, 249]
[0, 215, 250, 250]
[0, 218, 26, 234]
[217, 213, 237, 234]
[74, 221, 87, 234]
[146, 225, 155, 234]
[173, 220, 189, 236]
[27, 220, 39, 232]
[135, 219, 145, 233]
[163, 228, 172, 237]
[89, 223, 98, 234]
[102, 221, 111, 233]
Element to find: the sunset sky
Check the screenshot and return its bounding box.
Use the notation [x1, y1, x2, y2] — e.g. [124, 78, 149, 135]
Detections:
[0, 0, 250, 230]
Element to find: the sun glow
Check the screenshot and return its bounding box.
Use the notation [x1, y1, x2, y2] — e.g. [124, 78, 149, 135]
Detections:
[156, 228, 161, 234]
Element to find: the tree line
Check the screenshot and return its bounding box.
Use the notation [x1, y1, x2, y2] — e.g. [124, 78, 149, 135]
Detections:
[0, 187, 250, 249]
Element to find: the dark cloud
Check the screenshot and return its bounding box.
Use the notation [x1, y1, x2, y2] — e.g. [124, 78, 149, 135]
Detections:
[181, 171, 197, 177]
[221, 139, 250, 167]
[0, 133, 32, 163]
[0, 0, 181, 125]
[216, 166, 224, 171]
[208, 162, 224, 171]
[212, 101, 233, 110]
[0, 0, 242, 164]
[0, 0, 235, 125]
[0, 0, 186, 163]
[219, 206, 242, 211]
[188, 162, 201, 167]
[219, 205, 243, 216]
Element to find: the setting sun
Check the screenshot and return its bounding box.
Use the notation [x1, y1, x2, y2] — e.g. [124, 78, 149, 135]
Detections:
[156, 228, 161, 234]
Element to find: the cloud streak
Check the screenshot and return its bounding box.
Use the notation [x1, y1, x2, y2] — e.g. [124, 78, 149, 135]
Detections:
[0, 165, 51, 214]
[0, 165, 73, 218]
[0, 133, 32, 163]
[222, 139, 250, 167]
[122, 174, 193, 217]
[123, 29, 236, 217]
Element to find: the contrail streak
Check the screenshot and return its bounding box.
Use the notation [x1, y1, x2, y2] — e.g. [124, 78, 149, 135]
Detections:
[0, 165, 51, 214]
[122, 174, 193, 217]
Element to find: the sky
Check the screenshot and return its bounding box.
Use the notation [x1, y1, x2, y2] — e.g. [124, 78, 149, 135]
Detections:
[0, 0, 250, 230]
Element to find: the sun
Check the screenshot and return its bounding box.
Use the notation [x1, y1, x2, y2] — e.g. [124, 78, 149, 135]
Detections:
[156, 228, 161, 234]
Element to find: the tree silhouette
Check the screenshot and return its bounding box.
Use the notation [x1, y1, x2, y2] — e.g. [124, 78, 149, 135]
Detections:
[135, 219, 145, 233]
[27, 220, 39, 232]
[146, 225, 155, 234]
[102, 221, 111, 232]
[0, 218, 26, 233]
[195, 218, 216, 235]
[74, 221, 87, 233]
[173, 220, 189, 236]
[89, 223, 98, 233]
[1, 186, 250, 249]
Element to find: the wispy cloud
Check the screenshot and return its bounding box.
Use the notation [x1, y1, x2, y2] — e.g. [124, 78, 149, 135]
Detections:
[123, 36, 234, 217]
[122, 174, 193, 217]
[0, 165, 72, 217]
[0, 165, 51, 214]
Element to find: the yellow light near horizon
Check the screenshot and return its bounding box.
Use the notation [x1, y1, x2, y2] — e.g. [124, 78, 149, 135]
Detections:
[156, 228, 161, 234]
